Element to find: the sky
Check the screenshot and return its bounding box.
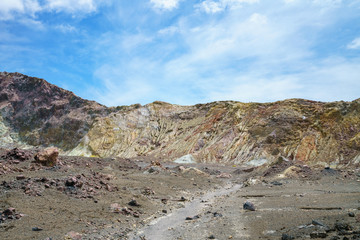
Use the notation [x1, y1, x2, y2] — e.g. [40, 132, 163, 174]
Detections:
[0, 0, 360, 106]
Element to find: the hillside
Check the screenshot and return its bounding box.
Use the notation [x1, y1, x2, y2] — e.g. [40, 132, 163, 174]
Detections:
[1, 72, 359, 167]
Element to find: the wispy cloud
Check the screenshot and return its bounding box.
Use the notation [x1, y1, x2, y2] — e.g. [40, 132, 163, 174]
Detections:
[347, 37, 360, 50]
[55, 24, 77, 33]
[197, 0, 259, 13]
[0, 0, 105, 21]
[0, 0, 41, 20]
[89, 0, 360, 106]
[44, 0, 98, 14]
[158, 26, 179, 35]
[150, 0, 181, 11]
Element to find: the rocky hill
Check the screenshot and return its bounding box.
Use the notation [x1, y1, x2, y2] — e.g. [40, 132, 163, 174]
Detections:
[0, 72, 109, 150]
[1, 72, 359, 167]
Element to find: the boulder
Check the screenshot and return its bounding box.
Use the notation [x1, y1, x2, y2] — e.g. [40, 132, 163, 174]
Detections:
[34, 147, 59, 166]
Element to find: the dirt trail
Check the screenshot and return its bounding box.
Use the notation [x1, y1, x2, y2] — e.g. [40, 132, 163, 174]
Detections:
[128, 182, 243, 240]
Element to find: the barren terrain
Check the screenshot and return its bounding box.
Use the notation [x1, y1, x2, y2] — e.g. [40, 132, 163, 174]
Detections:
[0, 148, 359, 240]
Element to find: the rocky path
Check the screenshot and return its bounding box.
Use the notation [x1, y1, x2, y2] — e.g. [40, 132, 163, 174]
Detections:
[128, 182, 243, 240]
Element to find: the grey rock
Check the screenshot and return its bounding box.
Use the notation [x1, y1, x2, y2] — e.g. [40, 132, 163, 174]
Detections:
[243, 201, 255, 211]
[312, 220, 328, 228]
[310, 231, 327, 238]
[32, 227, 43, 231]
[281, 233, 295, 240]
[128, 199, 141, 207]
[334, 222, 352, 231]
[270, 181, 283, 186]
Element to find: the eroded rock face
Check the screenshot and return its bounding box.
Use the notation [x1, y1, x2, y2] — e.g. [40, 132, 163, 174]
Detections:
[73, 99, 360, 167]
[1, 72, 360, 166]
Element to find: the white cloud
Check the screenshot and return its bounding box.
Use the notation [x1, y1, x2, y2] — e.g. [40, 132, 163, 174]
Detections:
[0, 0, 24, 20]
[158, 26, 179, 35]
[150, 0, 181, 11]
[206, 58, 360, 103]
[197, 0, 259, 13]
[0, 0, 104, 20]
[90, 0, 360, 106]
[0, 0, 41, 20]
[44, 0, 98, 14]
[18, 17, 45, 30]
[347, 37, 360, 50]
[91, 0, 360, 106]
[55, 24, 77, 33]
[199, 1, 223, 13]
[122, 34, 153, 51]
[93, 60, 157, 106]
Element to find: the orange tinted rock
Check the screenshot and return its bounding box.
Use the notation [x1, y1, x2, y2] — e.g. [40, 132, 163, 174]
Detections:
[34, 147, 59, 167]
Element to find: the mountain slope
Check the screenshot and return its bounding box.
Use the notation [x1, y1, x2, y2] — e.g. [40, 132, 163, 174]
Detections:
[71, 99, 360, 167]
[1, 72, 359, 167]
[0, 72, 109, 150]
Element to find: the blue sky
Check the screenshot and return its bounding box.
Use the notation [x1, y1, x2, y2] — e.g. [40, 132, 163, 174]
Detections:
[1, 0, 360, 106]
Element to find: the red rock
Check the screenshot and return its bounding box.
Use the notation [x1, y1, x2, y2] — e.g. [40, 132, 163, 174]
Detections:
[65, 177, 77, 187]
[105, 184, 112, 191]
[4, 148, 32, 161]
[3, 208, 16, 216]
[75, 181, 83, 188]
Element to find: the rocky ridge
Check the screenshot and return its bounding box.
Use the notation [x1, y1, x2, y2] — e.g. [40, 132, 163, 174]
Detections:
[1, 72, 360, 167]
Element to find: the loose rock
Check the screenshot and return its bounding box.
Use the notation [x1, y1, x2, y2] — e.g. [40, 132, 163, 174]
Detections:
[0, 207, 23, 222]
[3, 148, 32, 161]
[216, 173, 232, 178]
[334, 222, 352, 231]
[270, 181, 283, 186]
[128, 199, 141, 207]
[65, 231, 82, 240]
[310, 231, 328, 238]
[32, 227, 43, 231]
[243, 201, 256, 211]
[281, 234, 294, 240]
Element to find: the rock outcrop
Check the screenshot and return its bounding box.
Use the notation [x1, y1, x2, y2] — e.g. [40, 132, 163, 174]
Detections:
[1, 72, 360, 167]
[0, 72, 109, 150]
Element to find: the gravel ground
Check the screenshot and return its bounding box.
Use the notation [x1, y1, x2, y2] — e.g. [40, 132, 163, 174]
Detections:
[0, 148, 359, 240]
